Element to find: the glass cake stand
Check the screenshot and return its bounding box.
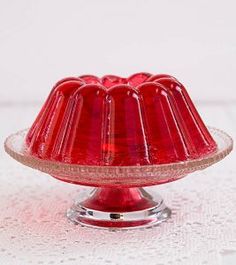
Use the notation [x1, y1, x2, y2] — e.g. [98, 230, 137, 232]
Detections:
[4, 127, 233, 229]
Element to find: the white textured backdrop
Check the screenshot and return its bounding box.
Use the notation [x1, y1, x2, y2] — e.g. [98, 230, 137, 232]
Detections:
[0, 0, 236, 103]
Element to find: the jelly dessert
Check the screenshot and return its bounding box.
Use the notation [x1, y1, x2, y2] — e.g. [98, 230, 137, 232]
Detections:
[26, 73, 217, 166]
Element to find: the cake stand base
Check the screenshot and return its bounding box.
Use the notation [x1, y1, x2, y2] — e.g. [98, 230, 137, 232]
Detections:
[66, 187, 171, 229]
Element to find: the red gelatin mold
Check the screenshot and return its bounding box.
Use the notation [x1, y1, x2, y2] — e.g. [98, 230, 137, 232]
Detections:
[26, 72, 217, 166]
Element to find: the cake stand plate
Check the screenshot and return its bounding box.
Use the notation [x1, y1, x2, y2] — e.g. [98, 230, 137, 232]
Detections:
[4, 127, 233, 229]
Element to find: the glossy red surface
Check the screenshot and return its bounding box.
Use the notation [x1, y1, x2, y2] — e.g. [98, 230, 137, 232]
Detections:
[26, 72, 217, 166]
[82, 188, 156, 212]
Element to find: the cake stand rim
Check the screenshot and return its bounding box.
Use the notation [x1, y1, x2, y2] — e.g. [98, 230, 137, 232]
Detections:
[4, 127, 233, 187]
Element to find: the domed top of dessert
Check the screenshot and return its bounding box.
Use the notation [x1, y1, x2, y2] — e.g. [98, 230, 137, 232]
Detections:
[26, 72, 217, 166]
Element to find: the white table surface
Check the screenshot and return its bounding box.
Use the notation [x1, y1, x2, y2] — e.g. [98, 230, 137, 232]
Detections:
[0, 102, 235, 265]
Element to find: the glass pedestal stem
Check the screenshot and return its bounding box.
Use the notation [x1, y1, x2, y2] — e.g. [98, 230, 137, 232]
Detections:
[67, 187, 171, 229]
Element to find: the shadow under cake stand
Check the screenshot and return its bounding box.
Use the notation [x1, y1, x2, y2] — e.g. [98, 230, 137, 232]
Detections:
[4, 127, 233, 229]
